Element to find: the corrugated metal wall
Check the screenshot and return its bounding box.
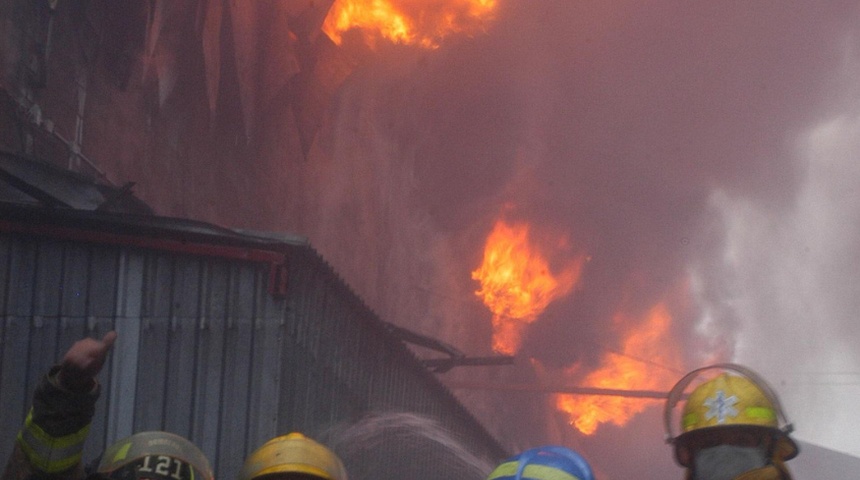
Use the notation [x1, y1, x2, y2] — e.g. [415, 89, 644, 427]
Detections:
[0, 225, 506, 480]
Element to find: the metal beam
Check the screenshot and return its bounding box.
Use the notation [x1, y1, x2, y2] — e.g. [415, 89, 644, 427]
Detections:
[442, 380, 672, 399]
[421, 356, 515, 373]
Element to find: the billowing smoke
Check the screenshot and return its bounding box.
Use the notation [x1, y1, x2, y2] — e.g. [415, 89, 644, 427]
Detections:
[293, 0, 860, 476]
[116, 0, 860, 476]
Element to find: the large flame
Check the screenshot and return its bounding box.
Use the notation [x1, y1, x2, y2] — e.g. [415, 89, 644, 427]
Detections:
[555, 303, 682, 435]
[323, 0, 497, 49]
[472, 220, 584, 355]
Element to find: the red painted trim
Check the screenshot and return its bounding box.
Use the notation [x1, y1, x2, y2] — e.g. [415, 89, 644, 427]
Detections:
[0, 219, 289, 297]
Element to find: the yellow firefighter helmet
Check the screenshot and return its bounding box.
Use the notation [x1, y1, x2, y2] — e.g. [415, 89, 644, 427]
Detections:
[240, 433, 347, 480]
[664, 364, 798, 468]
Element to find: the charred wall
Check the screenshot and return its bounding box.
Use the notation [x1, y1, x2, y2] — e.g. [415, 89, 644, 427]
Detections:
[0, 0, 350, 230]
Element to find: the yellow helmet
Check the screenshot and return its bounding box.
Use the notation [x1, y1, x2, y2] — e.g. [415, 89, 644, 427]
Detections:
[664, 364, 798, 467]
[240, 433, 347, 480]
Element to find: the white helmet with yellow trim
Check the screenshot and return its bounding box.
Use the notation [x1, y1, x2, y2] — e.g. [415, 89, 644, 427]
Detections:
[96, 431, 213, 480]
[664, 364, 798, 474]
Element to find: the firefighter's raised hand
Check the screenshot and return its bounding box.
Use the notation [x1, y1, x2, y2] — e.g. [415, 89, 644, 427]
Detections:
[57, 330, 118, 392]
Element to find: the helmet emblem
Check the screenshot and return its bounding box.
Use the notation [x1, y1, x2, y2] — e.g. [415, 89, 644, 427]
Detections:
[704, 390, 738, 424]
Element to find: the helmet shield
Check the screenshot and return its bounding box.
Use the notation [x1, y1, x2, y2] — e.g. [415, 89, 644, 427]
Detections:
[664, 364, 798, 467]
[97, 432, 213, 480]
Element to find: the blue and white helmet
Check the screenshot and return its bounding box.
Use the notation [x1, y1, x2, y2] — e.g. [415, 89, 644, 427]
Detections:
[486, 446, 594, 480]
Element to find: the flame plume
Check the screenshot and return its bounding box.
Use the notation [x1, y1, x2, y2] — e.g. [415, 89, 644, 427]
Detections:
[323, 0, 498, 49]
[472, 220, 584, 354]
[555, 303, 682, 435]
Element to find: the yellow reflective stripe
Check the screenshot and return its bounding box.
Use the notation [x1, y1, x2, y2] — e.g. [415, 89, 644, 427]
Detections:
[682, 412, 699, 429]
[487, 460, 519, 480]
[486, 461, 581, 480]
[110, 442, 133, 463]
[17, 408, 90, 473]
[745, 407, 776, 421]
[522, 464, 581, 480]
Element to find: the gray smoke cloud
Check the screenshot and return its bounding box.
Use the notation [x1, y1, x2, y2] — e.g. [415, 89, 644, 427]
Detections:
[96, 0, 860, 475]
[83, 0, 860, 477]
[282, 1, 860, 477]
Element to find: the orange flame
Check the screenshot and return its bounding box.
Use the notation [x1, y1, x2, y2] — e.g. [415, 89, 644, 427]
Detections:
[472, 220, 584, 354]
[555, 303, 682, 435]
[323, 0, 497, 49]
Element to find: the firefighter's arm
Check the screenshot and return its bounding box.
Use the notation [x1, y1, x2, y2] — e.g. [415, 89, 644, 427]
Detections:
[3, 331, 117, 480]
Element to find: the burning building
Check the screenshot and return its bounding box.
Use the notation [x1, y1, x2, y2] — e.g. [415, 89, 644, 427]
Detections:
[4, 0, 860, 478]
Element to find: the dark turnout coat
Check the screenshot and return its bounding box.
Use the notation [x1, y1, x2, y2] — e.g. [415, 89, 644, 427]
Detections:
[2, 367, 99, 480]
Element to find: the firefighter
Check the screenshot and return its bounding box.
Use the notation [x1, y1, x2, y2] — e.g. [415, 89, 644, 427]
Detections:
[3, 331, 118, 480]
[240, 433, 347, 480]
[2, 332, 214, 480]
[485, 445, 594, 480]
[664, 364, 799, 480]
[90, 431, 213, 480]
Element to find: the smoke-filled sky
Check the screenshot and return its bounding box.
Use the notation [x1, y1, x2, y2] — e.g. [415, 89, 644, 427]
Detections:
[287, 1, 860, 476]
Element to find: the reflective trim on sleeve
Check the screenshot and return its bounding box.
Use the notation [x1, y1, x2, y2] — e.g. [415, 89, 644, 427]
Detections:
[17, 408, 91, 473]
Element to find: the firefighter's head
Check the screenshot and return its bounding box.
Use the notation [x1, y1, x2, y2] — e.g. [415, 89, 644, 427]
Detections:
[665, 364, 798, 480]
[486, 445, 594, 480]
[240, 433, 347, 480]
[95, 431, 213, 480]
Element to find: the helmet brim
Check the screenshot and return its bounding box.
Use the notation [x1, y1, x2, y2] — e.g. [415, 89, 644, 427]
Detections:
[674, 425, 798, 467]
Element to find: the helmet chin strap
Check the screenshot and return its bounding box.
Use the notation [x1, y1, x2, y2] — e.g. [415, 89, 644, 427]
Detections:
[729, 465, 789, 480]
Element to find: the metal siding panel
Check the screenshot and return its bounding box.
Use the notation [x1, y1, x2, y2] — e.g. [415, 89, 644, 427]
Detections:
[290, 258, 310, 345]
[246, 274, 284, 456]
[192, 260, 228, 472]
[205, 260, 230, 320]
[307, 274, 326, 355]
[278, 337, 299, 433]
[172, 257, 202, 320]
[260, 263, 285, 324]
[217, 286, 254, 480]
[293, 345, 310, 431]
[192, 323, 224, 468]
[162, 320, 198, 436]
[247, 320, 283, 449]
[33, 241, 64, 317]
[7, 238, 37, 316]
[135, 313, 169, 430]
[141, 255, 173, 318]
[228, 263, 256, 320]
[88, 248, 119, 318]
[320, 289, 338, 361]
[0, 235, 11, 314]
[107, 250, 144, 442]
[60, 244, 90, 317]
[26, 320, 60, 410]
[307, 366, 323, 429]
[298, 347, 316, 432]
[0, 316, 30, 461]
